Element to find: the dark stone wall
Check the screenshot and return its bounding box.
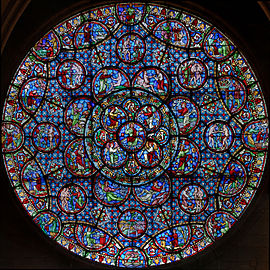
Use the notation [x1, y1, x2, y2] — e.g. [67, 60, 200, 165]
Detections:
[1, 1, 269, 269]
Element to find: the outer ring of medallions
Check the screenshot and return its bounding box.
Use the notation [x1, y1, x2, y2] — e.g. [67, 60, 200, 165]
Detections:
[92, 67, 131, 102]
[178, 184, 209, 215]
[217, 75, 247, 115]
[152, 20, 190, 48]
[63, 138, 96, 177]
[74, 224, 111, 252]
[73, 21, 110, 49]
[93, 175, 131, 206]
[18, 78, 47, 114]
[132, 66, 171, 100]
[20, 160, 48, 198]
[153, 225, 192, 253]
[202, 28, 235, 61]
[134, 105, 163, 133]
[135, 139, 163, 169]
[177, 58, 208, 90]
[241, 119, 269, 151]
[133, 173, 171, 207]
[218, 159, 247, 197]
[56, 59, 86, 90]
[31, 122, 61, 153]
[169, 95, 200, 135]
[173, 138, 201, 176]
[115, 33, 146, 65]
[33, 211, 62, 240]
[57, 183, 87, 214]
[117, 247, 148, 267]
[203, 120, 235, 153]
[1, 121, 25, 153]
[63, 96, 93, 136]
[100, 142, 128, 169]
[205, 211, 236, 242]
[117, 208, 148, 240]
[115, 3, 146, 26]
[31, 31, 61, 62]
[117, 121, 147, 152]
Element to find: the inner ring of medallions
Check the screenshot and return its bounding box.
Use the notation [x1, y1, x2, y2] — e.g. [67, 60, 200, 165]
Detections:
[117, 121, 147, 152]
[84, 88, 180, 183]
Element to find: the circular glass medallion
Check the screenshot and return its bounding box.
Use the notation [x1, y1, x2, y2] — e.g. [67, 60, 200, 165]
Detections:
[57, 59, 86, 90]
[118, 122, 146, 151]
[116, 33, 146, 64]
[57, 184, 87, 214]
[178, 59, 207, 89]
[178, 184, 208, 214]
[118, 209, 147, 239]
[204, 121, 234, 152]
[32, 122, 60, 152]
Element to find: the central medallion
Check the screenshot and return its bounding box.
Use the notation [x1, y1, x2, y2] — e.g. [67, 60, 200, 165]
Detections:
[118, 122, 146, 151]
[85, 89, 179, 185]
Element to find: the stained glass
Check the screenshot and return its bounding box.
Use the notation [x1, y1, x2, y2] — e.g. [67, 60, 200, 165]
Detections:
[1, 2, 269, 268]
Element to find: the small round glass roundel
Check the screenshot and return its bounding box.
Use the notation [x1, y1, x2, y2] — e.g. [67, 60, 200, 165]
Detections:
[1, 2, 269, 268]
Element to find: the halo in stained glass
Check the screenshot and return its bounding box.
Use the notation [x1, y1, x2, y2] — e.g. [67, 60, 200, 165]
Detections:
[1, 2, 269, 268]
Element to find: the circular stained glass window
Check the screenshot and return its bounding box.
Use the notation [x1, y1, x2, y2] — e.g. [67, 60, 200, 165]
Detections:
[1, 2, 269, 268]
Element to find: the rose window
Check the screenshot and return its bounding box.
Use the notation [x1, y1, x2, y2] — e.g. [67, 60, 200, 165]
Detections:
[1, 2, 269, 269]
